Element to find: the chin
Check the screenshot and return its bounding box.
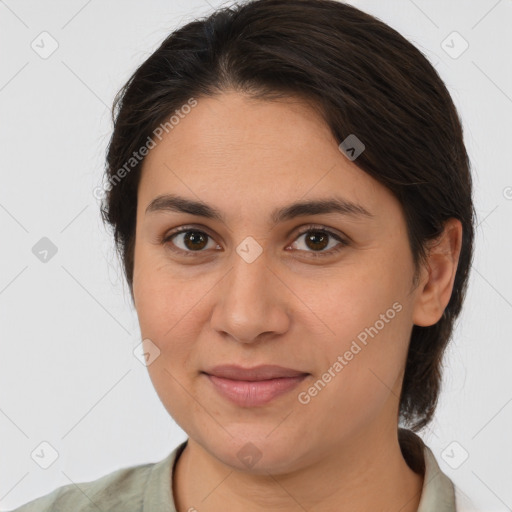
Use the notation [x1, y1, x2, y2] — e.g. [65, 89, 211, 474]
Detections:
[198, 427, 311, 475]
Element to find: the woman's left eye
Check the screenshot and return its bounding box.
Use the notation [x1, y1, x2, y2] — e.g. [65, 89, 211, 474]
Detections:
[290, 227, 348, 257]
[161, 225, 348, 258]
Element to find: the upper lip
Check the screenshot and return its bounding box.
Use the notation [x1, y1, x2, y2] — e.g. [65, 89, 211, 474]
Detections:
[203, 364, 309, 381]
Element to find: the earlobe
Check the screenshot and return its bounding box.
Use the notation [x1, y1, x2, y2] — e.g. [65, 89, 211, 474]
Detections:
[412, 218, 463, 327]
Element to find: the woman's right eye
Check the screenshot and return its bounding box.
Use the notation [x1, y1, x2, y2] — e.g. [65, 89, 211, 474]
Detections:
[161, 228, 219, 256]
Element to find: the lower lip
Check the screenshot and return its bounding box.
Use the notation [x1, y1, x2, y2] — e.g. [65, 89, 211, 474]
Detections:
[205, 373, 308, 407]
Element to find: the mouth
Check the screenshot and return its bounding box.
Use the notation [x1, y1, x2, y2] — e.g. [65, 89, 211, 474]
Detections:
[201, 364, 310, 407]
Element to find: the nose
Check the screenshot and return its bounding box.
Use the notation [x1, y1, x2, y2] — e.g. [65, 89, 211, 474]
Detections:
[210, 244, 291, 344]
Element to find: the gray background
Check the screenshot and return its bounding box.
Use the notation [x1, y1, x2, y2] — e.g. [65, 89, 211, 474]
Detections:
[1, 0, 511, 510]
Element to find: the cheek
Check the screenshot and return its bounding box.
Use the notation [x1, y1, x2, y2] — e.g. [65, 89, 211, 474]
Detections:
[295, 260, 412, 419]
[133, 244, 198, 337]
[133, 257, 217, 377]
[305, 253, 408, 338]
[134, 267, 207, 428]
[295, 310, 411, 442]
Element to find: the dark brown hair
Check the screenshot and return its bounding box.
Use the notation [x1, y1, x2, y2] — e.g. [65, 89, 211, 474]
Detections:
[100, 0, 475, 433]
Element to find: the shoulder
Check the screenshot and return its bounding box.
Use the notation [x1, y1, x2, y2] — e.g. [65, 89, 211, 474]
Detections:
[399, 429, 480, 512]
[7, 457, 163, 512]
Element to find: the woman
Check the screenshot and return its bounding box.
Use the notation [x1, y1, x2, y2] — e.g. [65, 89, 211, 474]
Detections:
[11, 0, 476, 510]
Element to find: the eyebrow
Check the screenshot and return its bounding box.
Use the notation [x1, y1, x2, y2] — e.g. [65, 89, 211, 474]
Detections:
[145, 193, 374, 226]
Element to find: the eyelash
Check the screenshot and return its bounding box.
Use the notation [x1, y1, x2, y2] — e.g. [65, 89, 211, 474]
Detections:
[160, 224, 348, 258]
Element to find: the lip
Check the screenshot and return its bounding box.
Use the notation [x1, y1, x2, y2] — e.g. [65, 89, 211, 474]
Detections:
[202, 365, 309, 407]
[203, 364, 308, 381]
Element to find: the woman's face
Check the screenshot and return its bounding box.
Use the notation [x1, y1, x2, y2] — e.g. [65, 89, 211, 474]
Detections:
[132, 91, 427, 473]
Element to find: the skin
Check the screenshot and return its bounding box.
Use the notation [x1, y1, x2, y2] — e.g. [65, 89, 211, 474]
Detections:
[132, 91, 462, 512]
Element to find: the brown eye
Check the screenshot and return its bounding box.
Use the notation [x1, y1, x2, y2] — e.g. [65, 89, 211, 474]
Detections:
[304, 231, 330, 251]
[162, 228, 218, 256]
[182, 231, 209, 251]
[290, 226, 348, 257]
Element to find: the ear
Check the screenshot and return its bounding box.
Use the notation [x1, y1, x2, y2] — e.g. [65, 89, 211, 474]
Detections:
[412, 218, 463, 327]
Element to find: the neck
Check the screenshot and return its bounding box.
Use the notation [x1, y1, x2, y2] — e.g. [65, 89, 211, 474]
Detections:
[172, 424, 424, 512]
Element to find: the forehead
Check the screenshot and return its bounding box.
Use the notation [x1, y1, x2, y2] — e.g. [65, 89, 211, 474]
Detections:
[137, 92, 398, 221]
